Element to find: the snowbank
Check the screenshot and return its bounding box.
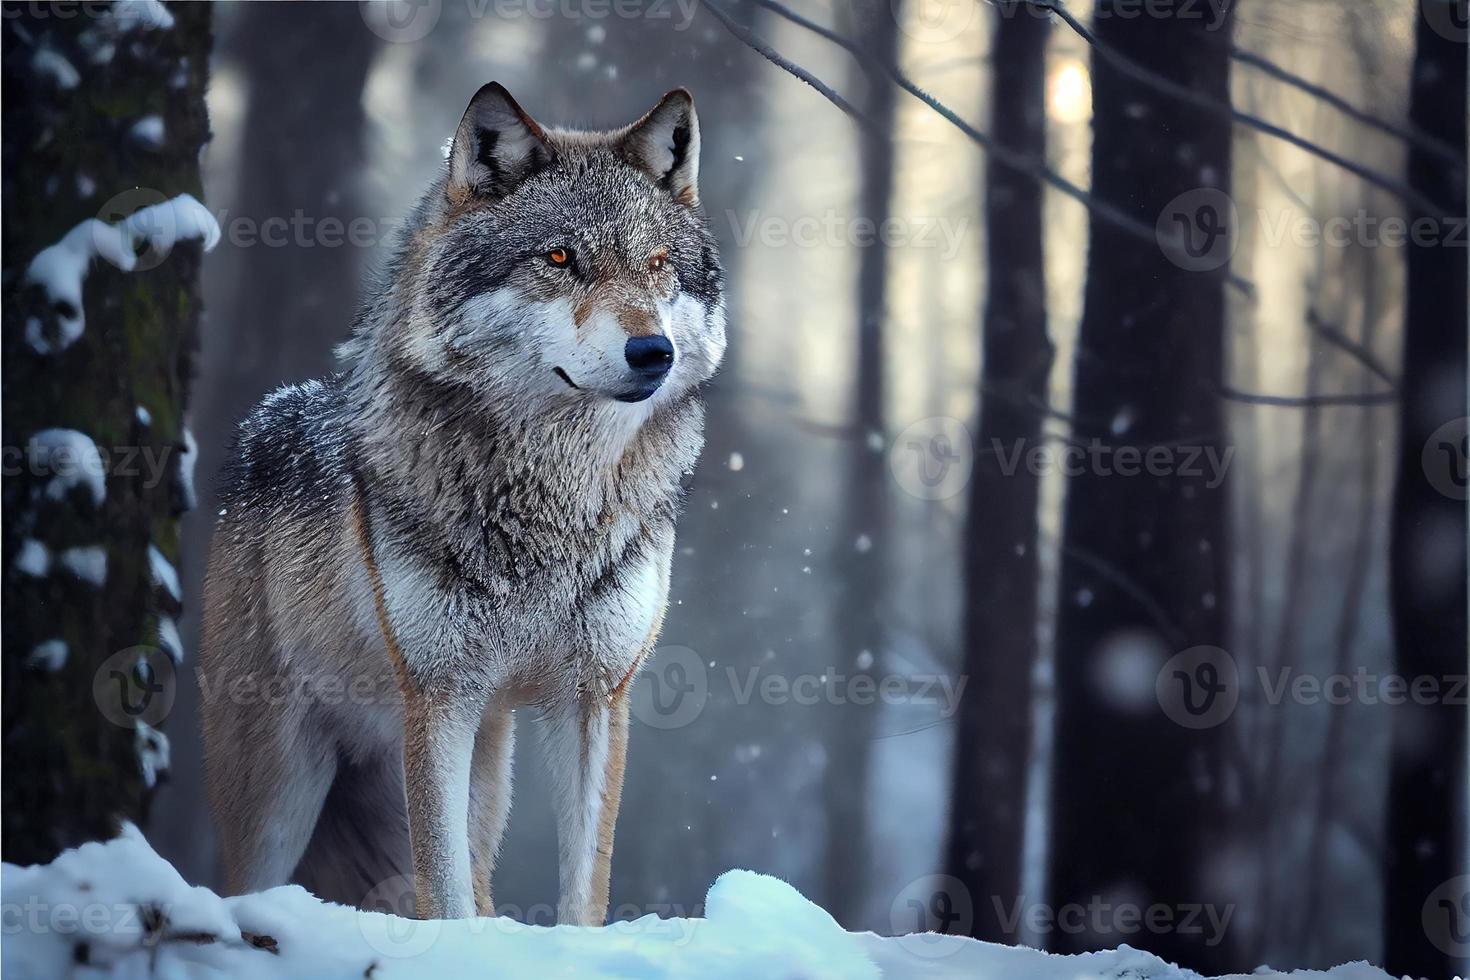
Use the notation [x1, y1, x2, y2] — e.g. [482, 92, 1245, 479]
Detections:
[0, 829, 1393, 979]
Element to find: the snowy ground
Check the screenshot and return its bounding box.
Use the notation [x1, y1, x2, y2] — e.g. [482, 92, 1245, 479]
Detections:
[1, 829, 1393, 979]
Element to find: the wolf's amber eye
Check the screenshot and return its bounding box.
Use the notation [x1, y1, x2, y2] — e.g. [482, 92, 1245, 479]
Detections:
[546, 247, 571, 266]
[649, 250, 669, 272]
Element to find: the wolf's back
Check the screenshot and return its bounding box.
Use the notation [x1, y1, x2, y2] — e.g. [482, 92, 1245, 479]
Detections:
[218, 375, 355, 519]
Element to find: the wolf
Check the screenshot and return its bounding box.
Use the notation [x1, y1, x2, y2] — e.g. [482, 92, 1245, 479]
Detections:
[199, 83, 725, 925]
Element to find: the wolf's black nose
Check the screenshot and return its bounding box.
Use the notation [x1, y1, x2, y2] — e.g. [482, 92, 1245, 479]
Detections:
[625, 335, 675, 378]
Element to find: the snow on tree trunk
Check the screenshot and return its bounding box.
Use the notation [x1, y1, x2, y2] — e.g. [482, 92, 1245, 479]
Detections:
[1046, 2, 1239, 973]
[944, 1, 1052, 947]
[1, 1, 214, 865]
[1384, 4, 1468, 978]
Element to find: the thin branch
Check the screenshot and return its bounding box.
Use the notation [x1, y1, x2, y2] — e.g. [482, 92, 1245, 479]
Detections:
[1060, 544, 1186, 649]
[1221, 387, 1397, 408]
[1230, 45, 1465, 169]
[1240, 127, 1399, 388]
[714, 0, 1411, 411]
[1308, 308, 1397, 386]
[734, 0, 1181, 256]
[706, 0, 1400, 414]
[698, 0, 873, 128]
[1031, 0, 1452, 218]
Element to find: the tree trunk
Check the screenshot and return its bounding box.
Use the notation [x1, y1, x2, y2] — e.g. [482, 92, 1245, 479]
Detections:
[1384, 3, 1468, 977]
[944, 1, 1051, 946]
[1, 2, 214, 864]
[823, 0, 900, 927]
[1046, 1, 1238, 972]
[205, 1, 378, 439]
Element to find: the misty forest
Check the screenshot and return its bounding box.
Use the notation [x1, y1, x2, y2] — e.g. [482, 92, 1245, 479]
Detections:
[2, 0, 1466, 977]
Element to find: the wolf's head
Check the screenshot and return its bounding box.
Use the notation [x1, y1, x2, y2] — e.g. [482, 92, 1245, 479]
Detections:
[351, 83, 725, 417]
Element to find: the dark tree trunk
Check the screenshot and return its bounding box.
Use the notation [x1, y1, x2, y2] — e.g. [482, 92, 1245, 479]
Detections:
[1046, 1, 1238, 973]
[944, 1, 1051, 946]
[823, 0, 900, 926]
[1, 1, 213, 863]
[1384, 4, 1468, 977]
[206, 1, 378, 436]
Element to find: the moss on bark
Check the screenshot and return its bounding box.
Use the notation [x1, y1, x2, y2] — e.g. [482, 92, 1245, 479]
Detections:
[2, 1, 213, 864]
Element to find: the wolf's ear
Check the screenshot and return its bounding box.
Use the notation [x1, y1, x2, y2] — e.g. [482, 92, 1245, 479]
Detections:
[620, 89, 700, 206]
[447, 83, 554, 202]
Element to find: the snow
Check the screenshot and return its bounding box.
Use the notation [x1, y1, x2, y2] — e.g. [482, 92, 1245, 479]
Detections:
[110, 0, 175, 32]
[135, 404, 152, 427]
[1110, 406, 1135, 436]
[24, 195, 220, 353]
[31, 48, 79, 90]
[15, 538, 51, 577]
[59, 545, 108, 587]
[26, 221, 136, 322]
[169, 60, 190, 90]
[0, 831, 1394, 980]
[148, 544, 181, 603]
[129, 115, 165, 149]
[177, 426, 198, 512]
[156, 615, 183, 664]
[23, 313, 78, 355]
[27, 429, 106, 506]
[26, 639, 68, 672]
[135, 723, 170, 788]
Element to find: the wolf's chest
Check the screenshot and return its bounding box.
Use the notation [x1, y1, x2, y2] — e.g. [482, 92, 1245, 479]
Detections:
[365, 513, 671, 703]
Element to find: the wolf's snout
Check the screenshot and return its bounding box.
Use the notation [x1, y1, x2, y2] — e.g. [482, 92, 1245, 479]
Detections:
[625, 335, 675, 379]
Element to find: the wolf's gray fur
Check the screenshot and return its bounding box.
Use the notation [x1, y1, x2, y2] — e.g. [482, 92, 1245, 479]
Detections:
[199, 84, 725, 924]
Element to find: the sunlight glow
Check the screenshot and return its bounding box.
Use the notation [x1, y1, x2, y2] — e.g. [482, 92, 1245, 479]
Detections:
[1048, 59, 1092, 124]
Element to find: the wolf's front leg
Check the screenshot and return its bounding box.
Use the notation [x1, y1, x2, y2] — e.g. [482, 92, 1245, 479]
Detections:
[541, 692, 630, 926]
[402, 689, 479, 919]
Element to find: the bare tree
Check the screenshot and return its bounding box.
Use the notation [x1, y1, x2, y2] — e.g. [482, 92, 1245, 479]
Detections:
[1384, 3, 1468, 977]
[944, 0, 1052, 945]
[1046, 1, 1239, 972]
[2, 3, 214, 863]
[823, 0, 901, 926]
